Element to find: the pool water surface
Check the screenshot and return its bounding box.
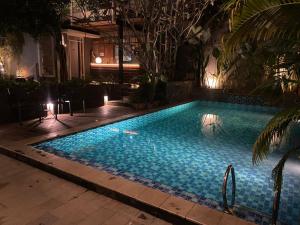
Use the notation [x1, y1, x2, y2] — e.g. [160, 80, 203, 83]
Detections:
[34, 101, 300, 225]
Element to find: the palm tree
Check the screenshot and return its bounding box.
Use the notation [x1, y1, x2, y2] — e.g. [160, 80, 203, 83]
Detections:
[223, 0, 300, 224]
[224, 0, 300, 54]
[253, 108, 300, 224]
[221, 0, 300, 93]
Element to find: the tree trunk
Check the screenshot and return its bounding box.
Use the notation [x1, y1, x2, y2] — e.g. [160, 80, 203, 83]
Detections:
[195, 44, 202, 87]
[58, 45, 68, 82]
[54, 31, 68, 83]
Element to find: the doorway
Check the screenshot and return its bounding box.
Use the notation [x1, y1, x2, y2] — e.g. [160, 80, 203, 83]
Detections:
[69, 38, 83, 79]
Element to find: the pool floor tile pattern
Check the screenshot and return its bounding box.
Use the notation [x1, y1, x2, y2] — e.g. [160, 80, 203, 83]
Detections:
[35, 101, 299, 225]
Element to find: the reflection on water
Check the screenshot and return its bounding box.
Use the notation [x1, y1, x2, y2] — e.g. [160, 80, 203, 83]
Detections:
[109, 127, 139, 135]
[201, 114, 222, 137]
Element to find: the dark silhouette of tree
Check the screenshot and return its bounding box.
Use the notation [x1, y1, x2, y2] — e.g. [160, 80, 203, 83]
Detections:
[0, 0, 70, 80]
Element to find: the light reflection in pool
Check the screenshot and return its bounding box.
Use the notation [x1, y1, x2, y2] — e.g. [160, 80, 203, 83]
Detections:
[201, 113, 222, 137]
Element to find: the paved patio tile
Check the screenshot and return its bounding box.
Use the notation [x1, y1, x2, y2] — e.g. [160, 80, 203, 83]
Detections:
[103, 199, 141, 217]
[25, 212, 59, 225]
[102, 212, 131, 225]
[132, 211, 158, 225]
[186, 204, 223, 225]
[218, 214, 257, 225]
[151, 218, 173, 225]
[136, 187, 170, 207]
[77, 207, 116, 225]
[0, 154, 171, 225]
[160, 196, 195, 218]
[0, 105, 136, 145]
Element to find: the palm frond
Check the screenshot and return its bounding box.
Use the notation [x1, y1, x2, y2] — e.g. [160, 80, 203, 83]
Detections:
[223, 0, 300, 55]
[253, 108, 300, 164]
[272, 146, 300, 190]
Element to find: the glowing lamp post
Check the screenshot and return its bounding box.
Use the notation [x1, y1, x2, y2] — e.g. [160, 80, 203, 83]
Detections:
[47, 102, 54, 115]
[104, 95, 108, 105]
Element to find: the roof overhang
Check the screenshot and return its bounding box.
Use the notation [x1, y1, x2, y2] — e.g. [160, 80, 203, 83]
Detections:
[62, 29, 100, 38]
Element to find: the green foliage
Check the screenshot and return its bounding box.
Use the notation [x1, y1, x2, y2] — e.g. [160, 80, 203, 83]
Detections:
[0, 78, 41, 96]
[0, 0, 70, 76]
[253, 108, 300, 164]
[62, 78, 87, 88]
[223, 0, 300, 55]
[0, 77, 15, 90]
[222, 1, 300, 203]
[253, 108, 300, 190]
[0, 33, 24, 62]
[0, 0, 70, 38]
[220, 0, 300, 94]
[271, 147, 298, 191]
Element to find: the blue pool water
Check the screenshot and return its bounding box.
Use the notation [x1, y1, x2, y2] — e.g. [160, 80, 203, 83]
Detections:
[35, 101, 300, 225]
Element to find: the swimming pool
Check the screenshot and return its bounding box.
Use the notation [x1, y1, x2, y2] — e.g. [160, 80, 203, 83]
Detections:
[34, 101, 300, 225]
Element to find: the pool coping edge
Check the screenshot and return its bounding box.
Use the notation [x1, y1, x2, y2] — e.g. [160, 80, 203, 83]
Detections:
[0, 100, 259, 225]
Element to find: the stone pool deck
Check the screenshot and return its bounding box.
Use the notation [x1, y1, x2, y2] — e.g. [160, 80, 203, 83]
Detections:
[0, 154, 170, 225]
[0, 104, 256, 225]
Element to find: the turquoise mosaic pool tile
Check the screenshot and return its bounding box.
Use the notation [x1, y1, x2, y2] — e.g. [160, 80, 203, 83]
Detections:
[35, 101, 299, 225]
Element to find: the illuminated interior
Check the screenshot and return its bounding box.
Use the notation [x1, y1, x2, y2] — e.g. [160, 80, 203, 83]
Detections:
[90, 63, 140, 69]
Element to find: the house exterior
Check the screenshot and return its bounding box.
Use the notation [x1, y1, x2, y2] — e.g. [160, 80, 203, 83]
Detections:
[0, 0, 221, 89]
[0, 1, 141, 83]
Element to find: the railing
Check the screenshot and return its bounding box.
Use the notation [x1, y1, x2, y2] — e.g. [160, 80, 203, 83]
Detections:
[272, 190, 281, 225]
[222, 164, 281, 224]
[222, 164, 236, 214]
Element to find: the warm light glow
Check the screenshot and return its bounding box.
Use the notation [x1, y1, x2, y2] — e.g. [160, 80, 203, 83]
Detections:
[0, 62, 4, 74]
[104, 95, 108, 105]
[91, 63, 140, 69]
[205, 75, 218, 89]
[62, 35, 67, 47]
[201, 114, 222, 137]
[16, 68, 28, 78]
[131, 83, 140, 89]
[95, 57, 102, 64]
[47, 103, 54, 114]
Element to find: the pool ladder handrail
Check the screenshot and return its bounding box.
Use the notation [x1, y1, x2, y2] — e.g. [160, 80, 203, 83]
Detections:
[271, 189, 281, 225]
[222, 164, 236, 214]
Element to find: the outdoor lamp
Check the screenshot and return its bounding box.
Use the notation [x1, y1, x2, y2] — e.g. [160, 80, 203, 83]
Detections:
[95, 57, 102, 64]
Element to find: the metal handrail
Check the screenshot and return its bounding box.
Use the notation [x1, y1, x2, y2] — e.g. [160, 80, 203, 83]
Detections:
[272, 190, 281, 225]
[222, 164, 236, 214]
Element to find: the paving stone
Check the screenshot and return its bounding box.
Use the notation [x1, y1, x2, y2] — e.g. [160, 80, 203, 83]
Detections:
[0, 154, 169, 225]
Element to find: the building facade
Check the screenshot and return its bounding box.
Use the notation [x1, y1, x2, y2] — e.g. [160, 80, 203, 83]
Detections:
[0, 0, 141, 83]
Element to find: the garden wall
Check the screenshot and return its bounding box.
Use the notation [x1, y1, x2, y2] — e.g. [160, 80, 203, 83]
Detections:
[166, 81, 195, 103]
[194, 88, 300, 108]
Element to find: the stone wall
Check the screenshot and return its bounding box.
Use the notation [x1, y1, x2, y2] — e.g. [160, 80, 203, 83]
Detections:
[166, 81, 195, 103]
[194, 88, 300, 108]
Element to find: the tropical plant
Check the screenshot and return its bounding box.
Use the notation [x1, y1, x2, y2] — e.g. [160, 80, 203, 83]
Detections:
[0, 0, 70, 80]
[252, 108, 300, 223]
[223, 0, 300, 224]
[221, 0, 300, 95]
[0, 33, 24, 75]
[224, 0, 300, 53]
